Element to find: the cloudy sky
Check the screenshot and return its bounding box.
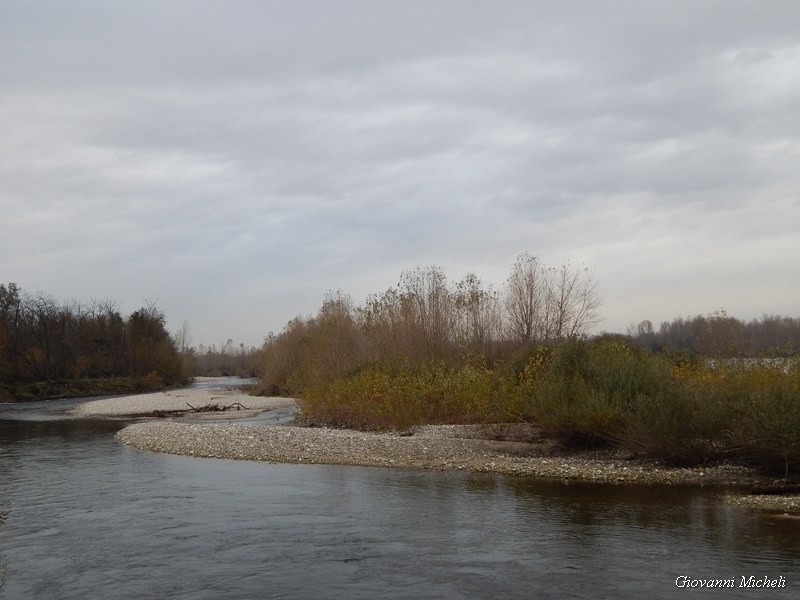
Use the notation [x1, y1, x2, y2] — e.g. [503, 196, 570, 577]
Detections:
[2, 1, 799, 347]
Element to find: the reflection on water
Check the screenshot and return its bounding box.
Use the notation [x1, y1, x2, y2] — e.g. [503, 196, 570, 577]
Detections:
[0, 501, 7, 595]
[1, 383, 800, 599]
[505, 478, 800, 570]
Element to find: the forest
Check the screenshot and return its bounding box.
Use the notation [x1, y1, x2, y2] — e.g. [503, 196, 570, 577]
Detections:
[191, 341, 263, 379]
[630, 311, 800, 357]
[0, 283, 188, 400]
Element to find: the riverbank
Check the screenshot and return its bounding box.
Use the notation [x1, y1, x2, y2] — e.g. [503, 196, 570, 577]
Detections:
[78, 388, 793, 514]
[71, 383, 295, 419]
[116, 419, 760, 483]
[2, 376, 176, 403]
[114, 417, 800, 515]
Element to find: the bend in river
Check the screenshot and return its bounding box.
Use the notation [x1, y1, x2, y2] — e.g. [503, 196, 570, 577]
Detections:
[2, 378, 799, 599]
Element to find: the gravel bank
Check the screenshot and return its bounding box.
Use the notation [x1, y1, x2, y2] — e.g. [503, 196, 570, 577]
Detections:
[71, 388, 295, 419]
[116, 419, 762, 486]
[726, 494, 800, 514]
[99, 392, 798, 515]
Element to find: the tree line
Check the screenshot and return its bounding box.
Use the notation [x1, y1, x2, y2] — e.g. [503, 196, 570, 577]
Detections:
[260, 254, 601, 395]
[192, 340, 263, 378]
[630, 310, 800, 357]
[0, 283, 187, 400]
[259, 258, 800, 475]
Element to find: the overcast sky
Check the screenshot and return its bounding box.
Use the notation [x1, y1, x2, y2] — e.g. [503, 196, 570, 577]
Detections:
[2, 1, 799, 347]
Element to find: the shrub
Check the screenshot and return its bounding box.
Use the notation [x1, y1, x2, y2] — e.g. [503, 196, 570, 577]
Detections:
[300, 361, 517, 431]
[518, 338, 672, 447]
[706, 359, 800, 476]
[296, 334, 800, 476]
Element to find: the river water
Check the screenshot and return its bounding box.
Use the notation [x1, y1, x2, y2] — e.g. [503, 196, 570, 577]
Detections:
[1, 380, 800, 599]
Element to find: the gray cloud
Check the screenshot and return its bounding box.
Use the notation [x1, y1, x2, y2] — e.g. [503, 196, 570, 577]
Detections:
[2, 1, 799, 345]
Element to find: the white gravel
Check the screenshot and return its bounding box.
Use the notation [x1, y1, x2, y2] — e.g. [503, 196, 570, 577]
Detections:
[115, 418, 762, 486]
[70, 387, 295, 418]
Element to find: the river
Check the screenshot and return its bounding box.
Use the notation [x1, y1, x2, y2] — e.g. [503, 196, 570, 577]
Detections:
[1, 379, 799, 599]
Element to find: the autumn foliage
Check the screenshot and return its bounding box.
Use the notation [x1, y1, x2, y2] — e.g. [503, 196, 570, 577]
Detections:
[257, 260, 800, 476]
[0, 283, 187, 400]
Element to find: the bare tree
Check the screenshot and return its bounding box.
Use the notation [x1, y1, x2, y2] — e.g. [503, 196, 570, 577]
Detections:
[173, 320, 193, 355]
[454, 272, 502, 353]
[360, 287, 404, 361]
[503, 253, 545, 343]
[503, 254, 602, 343]
[545, 262, 602, 339]
[398, 266, 455, 359]
[315, 289, 364, 378]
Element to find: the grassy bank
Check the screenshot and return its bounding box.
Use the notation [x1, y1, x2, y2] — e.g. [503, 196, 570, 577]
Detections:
[298, 338, 800, 476]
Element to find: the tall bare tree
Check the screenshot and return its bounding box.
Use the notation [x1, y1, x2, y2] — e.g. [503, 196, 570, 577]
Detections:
[503, 254, 601, 343]
[545, 262, 602, 339]
[398, 266, 454, 359]
[503, 252, 545, 343]
[454, 272, 502, 353]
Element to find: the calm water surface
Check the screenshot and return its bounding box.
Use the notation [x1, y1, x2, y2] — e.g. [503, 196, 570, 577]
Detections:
[1, 381, 800, 599]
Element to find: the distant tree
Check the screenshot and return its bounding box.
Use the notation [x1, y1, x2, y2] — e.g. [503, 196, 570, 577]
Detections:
[360, 287, 405, 361]
[627, 319, 658, 350]
[742, 314, 800, 356]
[454, 272, 502, 354]
[172, 320, 195, 377]
[126, 302, 181, 382]
[544, 262, 602, 339]
[503, 254, 601, 343]
[696, 310, 743, 358]
[637, 320, 654, 337]
[397, 266, 455, 361]
[0, 284, 186, 396]
[75, 299, 126, 377]
[315, 290, 363, 378]
[172, 320, 192, 355]
[0, 283, 22, 386]
[636, 311, 800, 357]
[192, 336, 264, 378]
[503, 253, 545, 344]
[260, 316, 316, 393]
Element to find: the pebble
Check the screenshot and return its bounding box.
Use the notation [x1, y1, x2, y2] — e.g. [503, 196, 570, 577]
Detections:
[113, 419, 800, 514]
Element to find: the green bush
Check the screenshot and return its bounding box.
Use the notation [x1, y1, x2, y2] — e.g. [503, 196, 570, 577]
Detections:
[514, 340, 800, 472]
[518, 338, 671, 447]
[701, 359, 800, 475]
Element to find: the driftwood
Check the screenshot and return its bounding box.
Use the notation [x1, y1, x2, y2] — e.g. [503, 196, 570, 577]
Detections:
[186, 401, 249, 412]
[750, 484, 800, 496]
[147, 402, 250, 418]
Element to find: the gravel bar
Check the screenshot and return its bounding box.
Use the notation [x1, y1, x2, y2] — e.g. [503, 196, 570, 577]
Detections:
[117, 419, 762, 486]
[71, 388, 296, 418]
[101, 392, 798, 515]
